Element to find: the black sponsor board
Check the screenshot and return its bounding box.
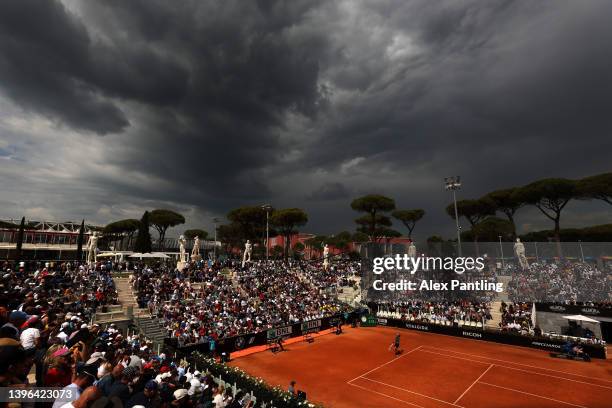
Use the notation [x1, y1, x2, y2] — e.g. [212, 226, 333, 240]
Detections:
[164, 312, 606, 359]
[301, 319, 322, 333]
[267, 325, 293, 340]
[234, 334, 258, 350]
[169, 313, 348, 355]
[380, 318, 606, 359]
[535, 303, 612, 318]
[360, 315, 377, 327]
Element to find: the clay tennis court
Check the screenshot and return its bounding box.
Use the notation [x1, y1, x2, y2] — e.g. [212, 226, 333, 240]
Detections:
[230, 326, 612, 408]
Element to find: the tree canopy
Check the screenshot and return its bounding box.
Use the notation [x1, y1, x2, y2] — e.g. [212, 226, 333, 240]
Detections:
[379, 227, 401, 242]
[104, 219, 140, 235]
[446, 198, 495, 227]
[516, 178, 577, 242]
[292, 242, 305, 256]
[227, 206, 269, 243]
[270, 208, 308, 259]
[217, 223, 243, 253]
[184, 229, 208, 240]
[577, 172, 612, 206]
[520, 223, 612, 242]
[484, 188, 524, 236]
[446, 198, 495, 245]
[352, 231, 370, 242]
[150, 209, 185, 249]
[392, 209, 425, 239]
[271, 245, 284, 259]
[102, 218, 140, 250]
[351, 194, 396, 241]
[305, 234, 327, 249]
[328, 231, 353, 249]
[462, 216, 514, 242]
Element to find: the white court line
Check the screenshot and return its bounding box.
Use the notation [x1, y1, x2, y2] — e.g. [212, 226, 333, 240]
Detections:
[453, 364, 493, 404]
[393, 325, 612, 377]
[347, 345, 423, 383]
[419, 349, 490, 366]
[422, 345, 612, 384]
[359, 376, 461, 407]
[419, 348, 612, 391]
[347, 381, 426, 408]
[347, 344, 604, 408]
[478, 381, 588, 408]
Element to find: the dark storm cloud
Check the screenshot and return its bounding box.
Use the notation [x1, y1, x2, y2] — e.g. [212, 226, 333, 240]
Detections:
[0, 0, 193, 133]
[308, 182, 351, 201]
[70, 0, 328, 209]
[284, 0, 612, 234]
[303, 1, 612, 171]
[0, 0, 611, 236]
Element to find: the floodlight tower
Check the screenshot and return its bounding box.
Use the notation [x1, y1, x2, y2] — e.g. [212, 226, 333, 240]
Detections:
[261, 204, 272, 260]
[444, 176, 462, 257]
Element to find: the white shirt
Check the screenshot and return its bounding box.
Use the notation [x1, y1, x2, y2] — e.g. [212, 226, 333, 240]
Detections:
[129, 354, 143, 369]
[52, 384, 80, 408]
[20, 327, 41, 349]
[213, 394, 226, 408]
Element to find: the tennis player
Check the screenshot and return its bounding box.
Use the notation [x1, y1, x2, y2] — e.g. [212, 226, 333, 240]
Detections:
[388, 332, 402, 355]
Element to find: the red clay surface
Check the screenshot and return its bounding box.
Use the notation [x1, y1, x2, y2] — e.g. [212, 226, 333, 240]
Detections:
[230, 326, 612, 408]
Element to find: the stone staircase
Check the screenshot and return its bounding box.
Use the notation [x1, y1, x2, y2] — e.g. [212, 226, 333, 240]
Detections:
[133, 315, 167, 349]
[93, 275, 167, 350]
[113, 276, 151, 317]
[92, 304, 127, 324]
[115, 277, 137, 311]
[486, 300, 503, 330]
[113, 276, 168, 349]
[92, 277, 136, 327]
[497, 275, 512, 302]
[337, 280, 362, 306]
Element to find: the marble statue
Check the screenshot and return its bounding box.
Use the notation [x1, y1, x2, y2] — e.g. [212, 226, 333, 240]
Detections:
[175, 235, 187, 272]
[179, 235, 187, 263]
[514, 238, 529, 270]
[408, 242, 417, 258]
[323, 244, 330, 270]
[86, 231, 99, 265]
[191, 236, 201, 261]
[242, 240, 252, 267]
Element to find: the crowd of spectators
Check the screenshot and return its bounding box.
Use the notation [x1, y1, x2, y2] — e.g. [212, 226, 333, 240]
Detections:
[505, 260, 611, 303]
[376, 300, 492, 325]
[131, 260, 353, 346]
[1, 261, 118, 330]
[498, 301, 532, 334]
[3, 256, 608, 408]
[1, 260, 255, 408]
[299, 260, 360, 292]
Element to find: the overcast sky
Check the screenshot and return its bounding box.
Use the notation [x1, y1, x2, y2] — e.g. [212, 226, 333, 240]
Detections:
[0, 0, 611, 239]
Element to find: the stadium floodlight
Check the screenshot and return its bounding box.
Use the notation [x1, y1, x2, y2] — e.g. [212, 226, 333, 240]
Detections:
[261, 204, 273, 260]
[444, 176, 462, 256]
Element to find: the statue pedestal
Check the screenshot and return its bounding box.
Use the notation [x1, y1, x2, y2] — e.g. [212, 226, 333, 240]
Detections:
[176, 261, 186, 271]
[191, 255, 202, 262]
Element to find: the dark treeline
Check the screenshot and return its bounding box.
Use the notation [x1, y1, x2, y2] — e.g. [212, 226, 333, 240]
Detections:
[87, 172, 611, 258]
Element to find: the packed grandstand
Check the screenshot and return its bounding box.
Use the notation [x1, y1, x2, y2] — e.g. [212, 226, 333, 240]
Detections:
[1, 256, 609, 407]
